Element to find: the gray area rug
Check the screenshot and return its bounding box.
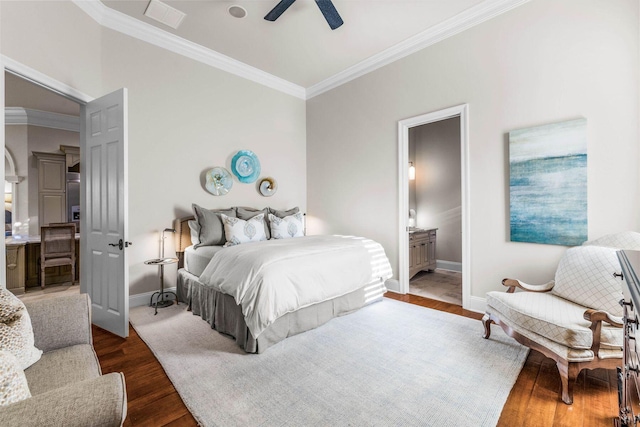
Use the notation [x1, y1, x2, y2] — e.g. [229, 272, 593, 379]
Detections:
[130, 298, 528, 426]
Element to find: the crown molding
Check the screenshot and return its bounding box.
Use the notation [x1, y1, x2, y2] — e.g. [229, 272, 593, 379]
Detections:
[71, 0, 529, 101]
[72, 0, 306, 100]
[5, 107, 80, 132]
[305, 0, 531, 99]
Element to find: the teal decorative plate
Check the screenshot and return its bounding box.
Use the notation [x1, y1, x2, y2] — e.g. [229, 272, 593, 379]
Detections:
[231, 150, 261, 184]
[205, 167, 233, 196]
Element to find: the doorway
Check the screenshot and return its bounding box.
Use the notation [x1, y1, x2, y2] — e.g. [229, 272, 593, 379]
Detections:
[407, 117, 462, 305]
[397, 104, 470, 308]
[4, 70, 82, 298]
[2, 58, 130, 338]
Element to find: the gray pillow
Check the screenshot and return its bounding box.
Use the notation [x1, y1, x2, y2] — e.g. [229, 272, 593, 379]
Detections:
[269, 207, 300, 218]
[236, 207, 270, 239]
[192, 204, 236, 247]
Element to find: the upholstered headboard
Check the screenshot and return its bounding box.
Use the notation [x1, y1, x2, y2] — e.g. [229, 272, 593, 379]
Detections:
[173, 215, 193, 268]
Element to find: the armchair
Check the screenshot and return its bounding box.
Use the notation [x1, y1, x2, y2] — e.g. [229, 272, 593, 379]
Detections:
[482, 245, 624, 404]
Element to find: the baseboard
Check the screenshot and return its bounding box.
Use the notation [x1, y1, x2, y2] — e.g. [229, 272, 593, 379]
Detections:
[464, 295, 486, 314]
[129, 287, 177, 308]
[384, 278, 401, 293]
[436, 260, 462, 272]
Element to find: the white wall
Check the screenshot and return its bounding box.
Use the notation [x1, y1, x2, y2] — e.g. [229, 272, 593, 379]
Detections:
[1, 1, 307, 296]
[307, 0, 640, 304]
[411, 117, 462, 265]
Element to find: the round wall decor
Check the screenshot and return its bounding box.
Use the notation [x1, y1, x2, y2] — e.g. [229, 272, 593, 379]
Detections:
[231, 150, 261, 184]
[205, 167, 233, 196]
[259, 177, 278, 197]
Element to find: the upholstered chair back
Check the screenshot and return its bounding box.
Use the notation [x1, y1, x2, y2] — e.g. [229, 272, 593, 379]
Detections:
[551, 246, 623, 317]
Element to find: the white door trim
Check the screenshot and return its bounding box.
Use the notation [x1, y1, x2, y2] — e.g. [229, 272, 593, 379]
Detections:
[397, 104, 470, 309]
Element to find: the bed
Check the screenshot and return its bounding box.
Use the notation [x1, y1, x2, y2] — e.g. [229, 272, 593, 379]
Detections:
[173, 214, 392, 353]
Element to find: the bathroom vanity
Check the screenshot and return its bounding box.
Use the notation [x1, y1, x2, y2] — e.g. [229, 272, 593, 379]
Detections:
[409, 228, 437, 279]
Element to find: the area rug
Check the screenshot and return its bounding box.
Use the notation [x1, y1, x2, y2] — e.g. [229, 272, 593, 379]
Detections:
[130, 298, 528, 427]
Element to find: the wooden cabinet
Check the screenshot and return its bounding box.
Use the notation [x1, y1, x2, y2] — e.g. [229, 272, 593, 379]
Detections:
[409, 229, 437, 279]
[34, 152, 67, 226]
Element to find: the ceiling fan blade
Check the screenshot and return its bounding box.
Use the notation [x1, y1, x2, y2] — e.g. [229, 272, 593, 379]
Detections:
[315, 0, 343, 30]
[264, 0, 297, 22]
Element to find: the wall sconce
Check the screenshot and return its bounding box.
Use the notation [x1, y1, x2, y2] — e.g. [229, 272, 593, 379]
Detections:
[408, 162, 416, 181]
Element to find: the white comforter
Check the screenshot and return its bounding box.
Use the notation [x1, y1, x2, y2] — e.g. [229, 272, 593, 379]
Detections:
[198, 235, 393, 338]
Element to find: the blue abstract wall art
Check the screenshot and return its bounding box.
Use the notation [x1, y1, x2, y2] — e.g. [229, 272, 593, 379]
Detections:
[509, 118, 587, 246]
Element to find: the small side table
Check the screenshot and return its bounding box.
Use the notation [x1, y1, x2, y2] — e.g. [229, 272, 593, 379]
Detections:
[145, 257, 179, 315]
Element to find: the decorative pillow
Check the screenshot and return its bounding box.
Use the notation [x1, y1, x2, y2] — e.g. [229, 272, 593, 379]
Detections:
[236, 207, 271, 239]
[192, 204, 236, 248]
[582, 231, 640, 251]
[0, 350, 31, 406]
[0, 289, 42, 370]
[269, 213, 305, 239]
[268, 206, 299, 218]
[188, 220, 200, 246]
[551, 246, 623, 317]
[220, 213, 268, 247]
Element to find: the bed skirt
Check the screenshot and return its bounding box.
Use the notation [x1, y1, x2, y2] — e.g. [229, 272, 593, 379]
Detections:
[177, 268, 377, 353]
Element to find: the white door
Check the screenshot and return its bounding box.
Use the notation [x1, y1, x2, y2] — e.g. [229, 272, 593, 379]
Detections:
[80, 88, 129, 338]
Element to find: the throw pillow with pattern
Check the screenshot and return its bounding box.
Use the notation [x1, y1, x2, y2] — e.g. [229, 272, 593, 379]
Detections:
[0, 289, 42, 370]
[0, 350, 31, 406]
[220, 213, 268, 247]
[268, 213, 305, 239]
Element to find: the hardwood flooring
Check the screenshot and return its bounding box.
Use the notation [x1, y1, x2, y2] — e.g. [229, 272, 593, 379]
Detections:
[92, 293, 619, 426]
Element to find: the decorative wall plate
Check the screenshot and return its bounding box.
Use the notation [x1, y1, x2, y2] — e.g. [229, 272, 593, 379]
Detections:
[205, 167, 233, 196]
[259, 177, 278, 197]
[231, 150, 261, 184]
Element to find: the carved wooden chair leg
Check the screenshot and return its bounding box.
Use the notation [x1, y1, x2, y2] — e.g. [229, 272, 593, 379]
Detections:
[482, 313, 493, 339]
[556, 359, 580, 404]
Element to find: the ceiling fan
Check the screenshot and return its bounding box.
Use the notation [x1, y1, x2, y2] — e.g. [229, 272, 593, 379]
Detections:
[264, 0, 344, 30]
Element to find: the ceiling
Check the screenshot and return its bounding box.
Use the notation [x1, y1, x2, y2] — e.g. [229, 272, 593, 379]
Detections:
[101, 0, 489, 88]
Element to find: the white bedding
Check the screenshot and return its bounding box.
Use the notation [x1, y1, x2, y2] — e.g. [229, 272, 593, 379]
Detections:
[198, 235, 393, 338]
[184, 245, 225, 277]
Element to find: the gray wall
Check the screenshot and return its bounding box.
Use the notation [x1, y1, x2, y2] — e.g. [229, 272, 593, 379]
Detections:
[410, 117, 462, 265]
[1, 1, 307, 296]
[307, 0, 640, 304]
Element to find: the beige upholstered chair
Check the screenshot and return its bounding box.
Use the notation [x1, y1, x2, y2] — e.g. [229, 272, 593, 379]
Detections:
[483, 244, 626, 404]
[40, 223, 76, 289]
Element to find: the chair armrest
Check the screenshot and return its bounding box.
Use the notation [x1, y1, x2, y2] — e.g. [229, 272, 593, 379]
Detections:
[583, 309, 623, 328]
[583, 309, 623, 354]
[0, 372, 127, 427]
[502, 278, 555, 293]
[24, 294, 92, 353]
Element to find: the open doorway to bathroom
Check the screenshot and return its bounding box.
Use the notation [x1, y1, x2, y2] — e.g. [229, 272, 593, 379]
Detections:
[408, 117, 462, 305]
[397, 104, 469, 309]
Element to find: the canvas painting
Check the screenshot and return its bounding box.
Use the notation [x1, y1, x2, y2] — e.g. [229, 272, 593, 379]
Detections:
[509, 118, 587, 246]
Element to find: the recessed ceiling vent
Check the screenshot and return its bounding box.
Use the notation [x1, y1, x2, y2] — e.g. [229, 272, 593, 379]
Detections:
[144, 0, 186, 29]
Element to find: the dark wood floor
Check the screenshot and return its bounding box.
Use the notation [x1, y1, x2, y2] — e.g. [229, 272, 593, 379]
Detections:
[93, 293, 619, 426]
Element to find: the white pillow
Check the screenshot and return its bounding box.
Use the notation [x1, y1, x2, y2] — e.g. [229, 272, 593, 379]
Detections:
[188, 220, 200, 246]
[269, 213, 305, 239]
[220, 213, 268, 247]
[0, 289, 42, 370]
[0, 350, 31, 406]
